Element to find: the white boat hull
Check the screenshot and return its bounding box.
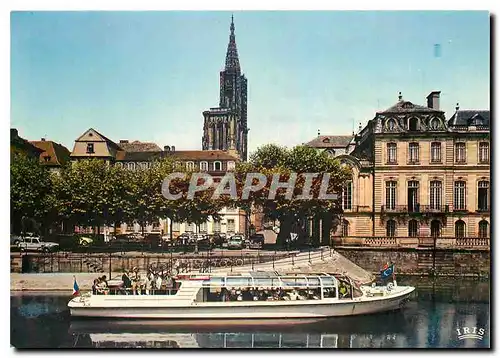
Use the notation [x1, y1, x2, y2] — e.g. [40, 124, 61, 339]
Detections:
[69, 286, 414, 319]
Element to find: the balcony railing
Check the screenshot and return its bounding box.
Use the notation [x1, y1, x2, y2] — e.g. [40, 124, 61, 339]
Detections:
[381, 205, 450, 213]
[334, 236, 490, 249]
[477, 206, 490, 213]
[452, 206, 468, 213]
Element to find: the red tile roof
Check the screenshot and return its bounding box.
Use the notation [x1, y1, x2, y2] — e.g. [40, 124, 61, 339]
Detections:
[30, 140, 71, 167]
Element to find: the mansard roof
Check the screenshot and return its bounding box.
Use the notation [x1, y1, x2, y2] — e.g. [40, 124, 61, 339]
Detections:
[378, 100, 443, 114]
[447, 110, 490, 127]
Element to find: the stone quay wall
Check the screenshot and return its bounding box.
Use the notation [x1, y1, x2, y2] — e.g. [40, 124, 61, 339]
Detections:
[335, 246, 490, 277]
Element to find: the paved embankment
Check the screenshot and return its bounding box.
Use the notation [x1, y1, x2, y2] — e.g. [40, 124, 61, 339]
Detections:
[10, 247, 374, 291]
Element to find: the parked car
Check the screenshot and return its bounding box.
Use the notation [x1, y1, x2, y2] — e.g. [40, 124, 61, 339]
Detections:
[18, 237, 59, 253]
[10, 234, 22, 246]
[210, 233, 226, 248]
[78, 236, 93, 246]
[227, 235, 245, 250]
[248, 233, 265, 248]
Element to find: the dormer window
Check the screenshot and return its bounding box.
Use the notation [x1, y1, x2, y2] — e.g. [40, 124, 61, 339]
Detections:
[86, 143, 94, 154]
[322, 138, 330, 143]
[327, 149, 336, 156]
[408, 118, 419, 131]
[387, 119, 396, 131]
[429, 118, 440, 130]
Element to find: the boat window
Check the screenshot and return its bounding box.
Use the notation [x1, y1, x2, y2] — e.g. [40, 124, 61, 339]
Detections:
[280, 278, 308, 288]
[306, 277, 321, 287]
[202, 277, 225, 287]
[319, 277, 336, 287]
[226, 277, 253, 287]
[253, 278, 281, 288]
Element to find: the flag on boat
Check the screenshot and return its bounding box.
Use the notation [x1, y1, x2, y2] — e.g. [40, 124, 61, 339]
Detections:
[380, 264, 395, 280]
[72, 276, 80, 296]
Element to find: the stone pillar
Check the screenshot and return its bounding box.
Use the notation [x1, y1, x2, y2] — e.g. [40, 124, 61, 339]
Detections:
[207, 121, 213, 150]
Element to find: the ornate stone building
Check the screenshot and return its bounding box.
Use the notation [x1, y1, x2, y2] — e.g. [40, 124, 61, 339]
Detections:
[323, 91, 490, 247]
[202, 16, 248, 161]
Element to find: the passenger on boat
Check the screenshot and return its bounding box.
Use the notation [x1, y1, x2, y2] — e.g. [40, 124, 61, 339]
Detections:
[92, 279, 98, 295]
[121, 270, 132, 294]
[96, 276, 109, 295]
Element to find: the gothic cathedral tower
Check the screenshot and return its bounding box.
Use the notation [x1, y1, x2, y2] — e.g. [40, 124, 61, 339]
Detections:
[202, 16, 248, 161]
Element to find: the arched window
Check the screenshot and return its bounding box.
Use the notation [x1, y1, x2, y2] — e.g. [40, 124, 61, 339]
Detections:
[186, 161, 195, 171]
[342, 220, 349, 237]
[409, 117, 419, 131]
[227, 161, 236, 170]
[386, 220, 396, 237]
[408, 220, 419, 237]
[431, 220, 441, 238]
[214, 161, 222, 171]
[455, 220, 466, 238]
[200, 161, 208, 171]
[478, 220, 489, 238]
[128, 162, 136, 171]
[386, 119, 396, 131]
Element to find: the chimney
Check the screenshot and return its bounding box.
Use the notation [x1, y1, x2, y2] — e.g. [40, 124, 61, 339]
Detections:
[398, 92, 403, 102]
[41, 138, 46, 141]
[11, 128, 18, 138]
[171, 145, 176, 152]
[119, 140, 129, 144]
[456, 102, 460, 111]
[426, 91, 441, 110]
[164, 145, 171, 152]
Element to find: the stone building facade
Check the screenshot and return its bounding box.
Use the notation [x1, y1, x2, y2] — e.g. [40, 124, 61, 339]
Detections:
[307, 91, 490, 247]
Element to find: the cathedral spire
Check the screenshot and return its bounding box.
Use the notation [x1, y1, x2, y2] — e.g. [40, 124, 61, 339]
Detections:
[225, 15, 240, 72]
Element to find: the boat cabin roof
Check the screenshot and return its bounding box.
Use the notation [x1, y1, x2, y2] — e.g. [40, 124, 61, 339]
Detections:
[199, 272, 339, 289]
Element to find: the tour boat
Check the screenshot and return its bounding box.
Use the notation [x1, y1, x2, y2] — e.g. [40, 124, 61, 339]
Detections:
[67, 271, 415, 319]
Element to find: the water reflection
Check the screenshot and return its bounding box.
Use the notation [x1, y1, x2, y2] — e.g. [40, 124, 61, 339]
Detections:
[10, 278, 490, 349]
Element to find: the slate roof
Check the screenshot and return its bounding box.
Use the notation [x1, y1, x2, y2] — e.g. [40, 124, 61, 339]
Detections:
[30, 140, 71, 167]
[305, 135, 353, 148]
[378, 100, 442, 114]
[118, 141, 162, 152]
[447, 110, 490, 127]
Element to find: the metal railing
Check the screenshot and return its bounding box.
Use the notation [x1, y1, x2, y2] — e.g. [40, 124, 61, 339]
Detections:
[380, 205, 450, 213]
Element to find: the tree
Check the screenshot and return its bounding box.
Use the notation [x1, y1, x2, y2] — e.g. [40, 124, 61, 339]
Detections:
[10, 154, 53, 234]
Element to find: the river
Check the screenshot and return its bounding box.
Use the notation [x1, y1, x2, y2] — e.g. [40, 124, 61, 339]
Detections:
[10, 277, 490, 349]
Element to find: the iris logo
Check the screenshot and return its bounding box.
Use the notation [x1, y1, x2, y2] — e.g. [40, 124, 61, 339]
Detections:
[456, 326, 486, 340]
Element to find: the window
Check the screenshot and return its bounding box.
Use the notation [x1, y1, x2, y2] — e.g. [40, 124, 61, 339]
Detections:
[387, 143, 397, 164]
[455, 142, 466, 163]
[44, 156, 51, 162]
[227, 161, 236, 170]
[185, 222, 194, 232]
[407, 181, 419, 212]
[385, 181, 397, 210]
[408, 220, 419, 237]
[386, 220, 396, 237]
[342, 220, 349, 237]
[213, 220, 221, 233]
[429, 181, 442, 210]
[115, 162, 123, 168]
[214, 161, 222, 171]
[430, 142, 441, 163]
[478, 220, 489, 238]
[429, 118, 440, 130]
[477, 181, 489, 211]
[186, 161, 195, 171]
[227, 219, 235, 233]
[454, 181, 466, 211]
[342, 181, 352, 210]
[409, 117, 419, 131]
[479, 142, 489, 163]
[199, 222, 207, 233]
[172, 222, 180, 232]
[86, 143, 94, 154]
[128, 162, 136, 171]
[408, 143, 419, 163]
[455, 220, 466, 238]
[387, 119, 396, 131]
[430, 220, 441, 238]
[200, 161, 208, 171]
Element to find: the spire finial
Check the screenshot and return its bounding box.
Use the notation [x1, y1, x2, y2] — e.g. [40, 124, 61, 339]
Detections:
[225, 14, 240, 71]
[230, 14, 235, 34]
[318, 129, 321, 136]
[456, 102, 460, 111]
[398, 92, 403, 101]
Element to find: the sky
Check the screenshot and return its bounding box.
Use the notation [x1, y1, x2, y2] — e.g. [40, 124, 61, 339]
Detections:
[10, 11, 490, 154]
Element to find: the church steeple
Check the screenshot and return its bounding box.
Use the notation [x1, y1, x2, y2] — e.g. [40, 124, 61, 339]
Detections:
[224, 15, 240, 72]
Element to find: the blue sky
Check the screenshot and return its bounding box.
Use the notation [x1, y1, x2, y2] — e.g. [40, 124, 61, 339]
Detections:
[11, 11, 490, 154]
